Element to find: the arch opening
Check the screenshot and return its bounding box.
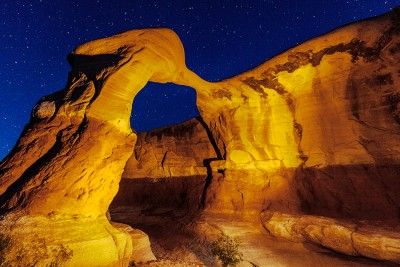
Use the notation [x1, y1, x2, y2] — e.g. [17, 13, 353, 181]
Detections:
[110, 82, 219, 225]
[130, 82, 199, 132]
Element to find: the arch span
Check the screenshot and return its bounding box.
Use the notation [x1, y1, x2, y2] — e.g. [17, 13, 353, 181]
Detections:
[1, 9, 400, 265]
[0, 28, 213, 266]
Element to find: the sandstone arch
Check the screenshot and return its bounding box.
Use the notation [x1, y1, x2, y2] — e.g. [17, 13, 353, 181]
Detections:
[0, 8, 400, 265]
[0, 28, 210, 266]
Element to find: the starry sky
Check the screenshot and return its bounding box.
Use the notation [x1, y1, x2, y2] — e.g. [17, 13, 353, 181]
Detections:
[1, 0, 399, 160]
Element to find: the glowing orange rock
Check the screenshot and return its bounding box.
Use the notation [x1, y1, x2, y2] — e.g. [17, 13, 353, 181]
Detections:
[0, 7, 399, 266]
[113, 118, 217, 211]
[262, 211, 400, 262]
[199, 9, 400, 220]
[0, 28, 190, 266]
[118, 9, 400, 223]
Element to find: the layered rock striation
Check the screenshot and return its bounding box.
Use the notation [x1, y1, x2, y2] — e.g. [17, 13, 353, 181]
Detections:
[197, 9, 400, 220]
[0, 8, 399, 265]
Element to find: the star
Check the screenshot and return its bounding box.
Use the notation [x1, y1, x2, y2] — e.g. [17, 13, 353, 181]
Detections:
[0, 0, 399, 159]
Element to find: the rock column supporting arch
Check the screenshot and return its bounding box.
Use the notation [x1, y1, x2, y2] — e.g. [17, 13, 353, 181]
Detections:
[0, 28, 202, 266]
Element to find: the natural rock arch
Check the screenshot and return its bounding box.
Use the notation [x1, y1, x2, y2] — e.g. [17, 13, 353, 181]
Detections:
[0, 8, 400, 265]
[0, 28, 211, 266]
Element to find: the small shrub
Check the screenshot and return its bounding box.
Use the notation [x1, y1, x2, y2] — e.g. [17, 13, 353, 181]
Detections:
[211, 234, 243, 267]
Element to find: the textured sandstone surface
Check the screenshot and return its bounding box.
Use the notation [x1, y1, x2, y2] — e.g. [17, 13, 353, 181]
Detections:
[0, 28, 194, 266]
[115, 9, 400, 222]
[112, 223, 156, 264]
[113, 118, 216, 211]
[111, 215, 395, 267]
[262, 211, 400, 263]
[0, 216, 134, 266]
[198, 10, 400, 220]
[0, 8, 399, 266]
[124, 117, 216, 179]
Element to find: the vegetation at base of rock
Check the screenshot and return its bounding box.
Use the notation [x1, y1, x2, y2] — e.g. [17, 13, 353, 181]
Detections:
[211, 234, 243, 267]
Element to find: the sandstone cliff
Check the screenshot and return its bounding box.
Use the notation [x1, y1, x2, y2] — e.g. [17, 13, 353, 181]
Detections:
[198, 9, 400, 221]
[115, 9, 400, 222]
[124, 117, 215, 179]
[112, 117, 216, 211]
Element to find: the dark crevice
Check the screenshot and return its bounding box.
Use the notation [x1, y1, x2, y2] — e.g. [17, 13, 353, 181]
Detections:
[67, 52, 133, 107]
[199, 157, 220, 209]
[196, 116, 223, 160]
[196, 116, 224, 209]
[160, 151, 168, 168]
[386, 92, 400, 124]
[67, 53, 124, 75]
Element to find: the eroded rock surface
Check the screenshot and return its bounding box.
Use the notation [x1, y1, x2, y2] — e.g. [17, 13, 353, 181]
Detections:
[262, 211, 400, 263]
[0, 28, 199, 266]
[124, 117, 215, 179]
[197, 8, 400, 220]
[113, 118, 216, 212]
[116, 8, 400, 264]
[112, 118, 216, 219]
[0, 8, 400, 266]
[115, 9, 400, 222]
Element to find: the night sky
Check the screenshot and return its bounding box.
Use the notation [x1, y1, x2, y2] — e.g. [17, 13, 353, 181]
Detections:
[1, 1, 400, 160]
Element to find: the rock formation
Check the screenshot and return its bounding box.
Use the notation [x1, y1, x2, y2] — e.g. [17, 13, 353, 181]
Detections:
[0, 28, 198, 266]
[0, 7, 400, 266]
[124, 117, 215, 180]
[261, 211, 400, 262]
[198, 9, 400, 221]
[112, 117, 216, 212]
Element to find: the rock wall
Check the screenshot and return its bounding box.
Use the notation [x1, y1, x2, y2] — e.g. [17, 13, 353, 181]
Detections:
[196, 9, 400, 220]
[114, 9, 400, 222]
[261, 211, 400, 262]
[112, 117, 217, 210]
[124, 117, 215, 179]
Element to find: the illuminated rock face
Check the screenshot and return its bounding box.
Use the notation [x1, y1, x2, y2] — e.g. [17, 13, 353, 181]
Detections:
[0, 8, 399, 265]
[0, 28, 194, 266]
[113, 118, 217, 210]
[124, 118, 215, 179]
[261, 211, 400, 262]
[197, 10, 400, 220]
[118, 9, 400, 222]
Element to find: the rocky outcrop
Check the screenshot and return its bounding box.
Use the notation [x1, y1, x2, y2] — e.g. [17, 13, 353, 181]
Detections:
[114, 9, 400, 222]
[262, 212, 400, 263]
[0, 7, 400, 265]
[113, 223, 156, 264]
[0, 28, 202, 266]
[197, 8, 400, 220]
[123, 117, 215, 179]
[112, 117, 216, 211]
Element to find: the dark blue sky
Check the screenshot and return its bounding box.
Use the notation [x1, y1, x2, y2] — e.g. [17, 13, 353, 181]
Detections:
[1, 0, 399, 160]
